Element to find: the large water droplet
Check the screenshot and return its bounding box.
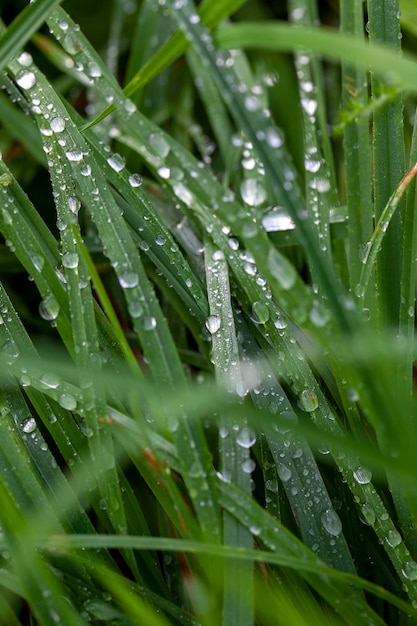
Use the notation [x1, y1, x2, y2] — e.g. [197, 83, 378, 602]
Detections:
[142, 316, 157, 330]
[39, 294, 60, 321]
[128, 173, 142, 187]
[251, 301, 269, 324]
[353, 466, 372, 485]
[40, 373, 61, 389]
[107, 153, 125, 172]
[65, 150, 83, 162]
[386, 529, 402, 548]
[205, 315, 221, 334]
[16, 70, 36, 90]
[119, 271, 138, 288]
[50, 117, 66, 133]
[277, 464, 292, 482]
[236, 427, 256, 449]
[298, 389, 319, 412]
[321, 508, 342, 536]
[265, 126, 283, 148]
[62, 252, 79, 269]
[22, 417, 37, 433]
[240, 178, 267, 207]
[58, 393, 77, 411]
[402, 561, 417, 581]
[262, 207, 295, 232]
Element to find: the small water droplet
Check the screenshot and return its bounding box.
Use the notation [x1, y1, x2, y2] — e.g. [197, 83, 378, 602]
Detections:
[128, 301, 143, 318]
[403, 561, 417, 581]
[251, 301, 269, 324]
[50, 117, 66, 133]
[107, 153, 125, 172]
[298, 389, 319, 412]
[40, 373, 61, 389]
[119, 271, 138, 288]
[240, 178, 267, 207]
[157, 166, 170, 179]
[386, 529, 402, 547]
[142, 316, 156, 330]
[128, 173, 143, 187]
[58, 393, 77, 411]
[62, 252, 79, 269]
[361, 503, 376, 526]
[265, 126, 283, 148]
[241, 458, 256, 474]
[360, 241, 371, 264]
[30, 253, 45, 272]
[65, 150, 83, 162]
[277, 464, 292, 482]
[22, 417, 36, 433]
[16, 70, 36, 90]
[205, 315, 221, 334]
[39, 294, 60, 321]
[86, 61, 101, 77]
[236, 427, 256, 449]
[353, 466, 372, 485]
[155, 234, 166, 246]
[17, 52, 33, 67]
[149, 133, 170, 158]
[321, 508, 342, 536]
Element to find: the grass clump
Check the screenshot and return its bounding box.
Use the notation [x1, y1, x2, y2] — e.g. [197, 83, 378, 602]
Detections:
[1, 0, 417, 624]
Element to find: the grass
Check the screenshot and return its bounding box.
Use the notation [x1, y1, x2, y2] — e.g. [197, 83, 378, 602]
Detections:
[1, 0, 417, 623]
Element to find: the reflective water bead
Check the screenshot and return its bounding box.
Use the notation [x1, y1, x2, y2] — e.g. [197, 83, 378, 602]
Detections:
[142, 316, 156, 330]
[16, 70, 36, 90]
[251, 301, 269, 324]
[62, 252, 79, 269]
[50, 117, 66, 133]
[236, 427, 256, 449]
[157, 166, 170, 179]
[86, 62, 101, 78]
[402, 561, 417, 581]
[353, 466, 372, 485]
[65, 150, 83, 162]
[240, 178, 267, 207]
[205, 315, 221, 334]
[40, 372, 61, 389]
[321, 508, 342, 536]
[58, 392, 77, 411]
[386, 529, 402, 548]
[265, 126, 283, 148]
[39, 294, 60, 321]
[128, 301, 143, 318]
[241, 458, 256, 474]
[149, 133, 170, 158]
[22, 417, 37, 433]
[107, 153, 125, 172]
[128, 173, 143, 187]
[17, 52, 33, 67]
[277, 464, 292, 482]
[118, 271, 139, 288]
[298, 389, 319, 412]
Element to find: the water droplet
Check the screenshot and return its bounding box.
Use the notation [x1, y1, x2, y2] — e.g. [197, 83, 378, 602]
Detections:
[22, 417, 36, 433]
[273, 315, 288, 330]
[119, 271, 138, 288]
[50, 117, 65, 133]
[142, 316, 156, 330]
[40, 373, 61, 389]
[301, 98, 318, 116]
[403, 561, 417, 581]
[304, 158, 321, 173]
[30, 253, 45, 272]
[81, 164, 91, 177]
[58, 393, 77, 411]
[39, 294, 60, 321]
[277, 464, 292, 482]
[155, 234, 166, 246]
[68, 197, 81, 213]
[262, 207, 295, 232]
[65, 150, 83, 162]
[241, 458, 256, 474]
[86, 61, 101, 77]
[361, 503, 376, 526]
[249, 524, 261, 536]
[205, 315, 221, 334]
[236, 427, 256, 449]
[157, 166, 170, 179]
[107, 153, 125, 172]
[62, 252, 79, 269]
[16, 70, 36, 90]
[360, 241, 371, 264]
[128, 173, 142, 187]
[321, 508, 342, 536]
[128, 301, 143, 318]
[20, 373, 32, 387]
[17, 52, 33, 67]
[251, 301, 269, 324]
[298, 389, 318, 412]
[386, 529, 402, 547]
[240, 178, 267, 207]
[244, 95, 261, 111]
[265, 126, 283, 148]
[149, 133, 170, 158]
[353, 466, 372, 485]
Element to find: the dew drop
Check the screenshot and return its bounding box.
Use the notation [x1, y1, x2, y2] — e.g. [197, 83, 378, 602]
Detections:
[241, 458, 256, 474]
[128, 301, 143, 318]
[107, 153, 125, 172]
[386, 529, 402, 548]
[240, 178, 267, 207]
[16, 70, 36, 90]
[205, 315, 221, 334]
[118, 271, 139, 288]
[30, 253, 45, 272]
[277, 464, 292, 482]
[50, 117, 66, 133]
[62, 252, 79, 269]
[265, 126, 283, 148]
[22, 417, 37, 434]
[157, 166, 170, 179]
[149, 133, 170, 158]
[86, 61, 101, 77]
[128, 173, 143, 187]
[58, 393, 77, 411]
[298, 389, 319, 412]
[39, 294, 60, 321]
[321, 508, 342, 536]
[17, 52, 33, 67]
[236, 427, 256, 449]
[353, 466, 372, 485]
[65, 150, 83, 162]
[251, 301, 270, 324]
[142, 316, 156, 330]
[40, 373, 61, 389]
[403, 561, 417, 581]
